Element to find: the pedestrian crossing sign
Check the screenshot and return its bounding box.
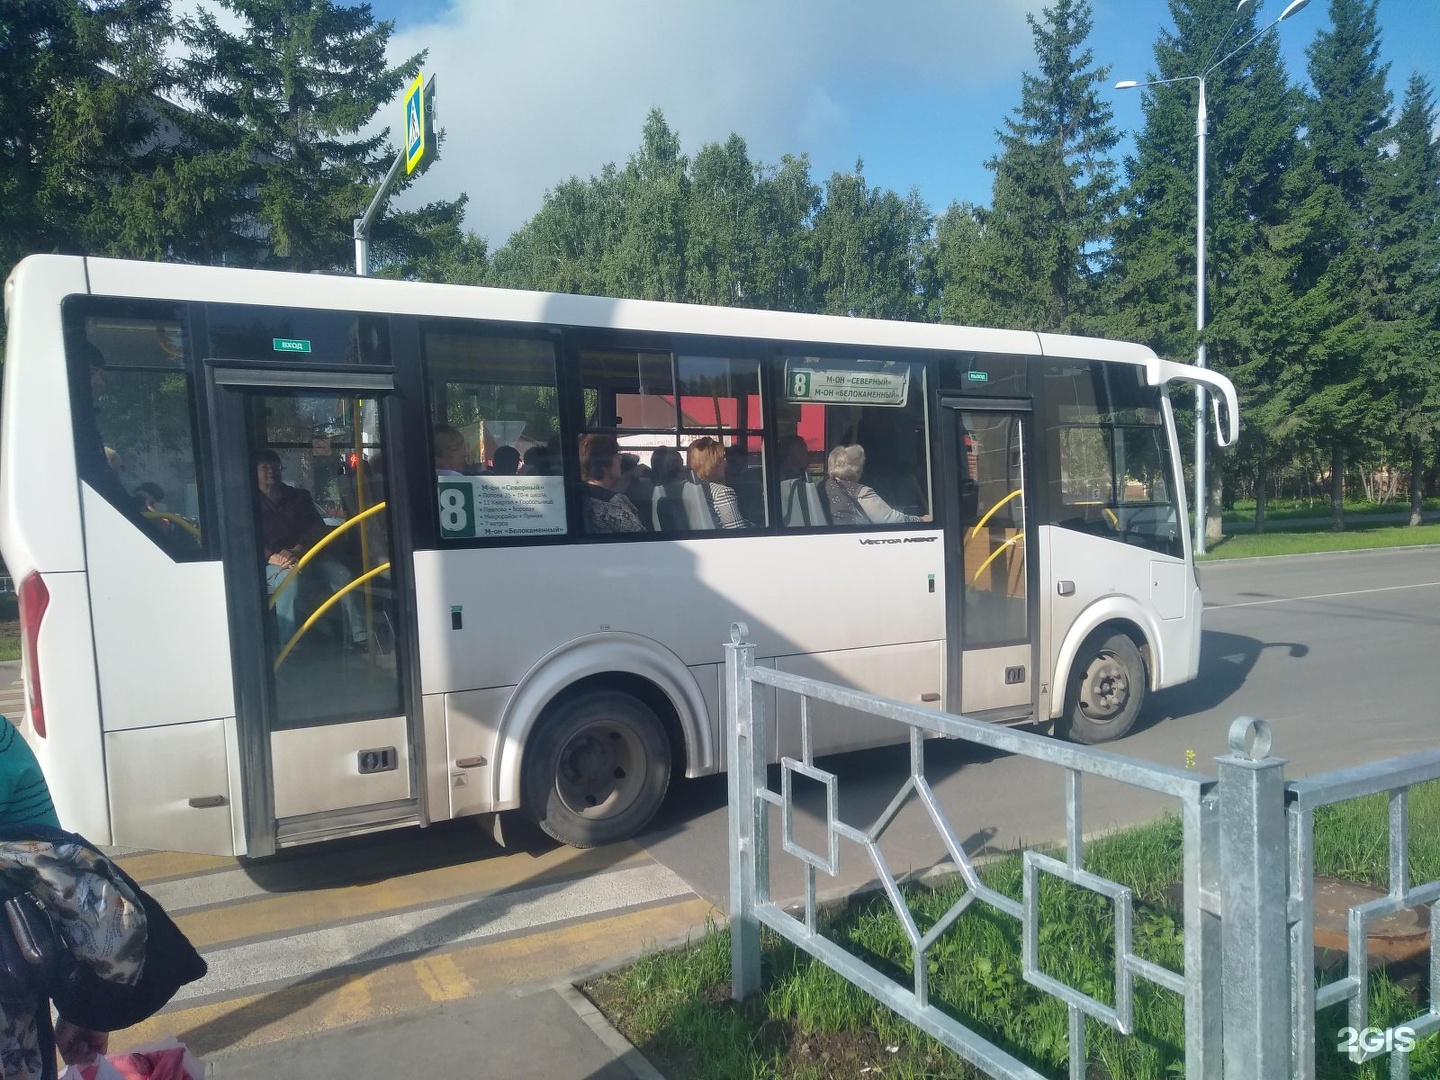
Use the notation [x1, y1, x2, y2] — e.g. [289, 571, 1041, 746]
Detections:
[404, 73, 436, 176]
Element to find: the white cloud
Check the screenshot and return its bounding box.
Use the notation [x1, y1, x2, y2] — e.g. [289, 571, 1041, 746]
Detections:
[384, 1, 1041, 247]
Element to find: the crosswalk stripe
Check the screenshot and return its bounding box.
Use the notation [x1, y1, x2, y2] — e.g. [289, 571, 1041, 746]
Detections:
[162, 845, 654, 949]
[176, 861, 692, 1003]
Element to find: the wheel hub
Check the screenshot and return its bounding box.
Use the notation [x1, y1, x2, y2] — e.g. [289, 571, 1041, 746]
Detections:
[1079, 655, 1128, 721]
[555, 720, 645, 819]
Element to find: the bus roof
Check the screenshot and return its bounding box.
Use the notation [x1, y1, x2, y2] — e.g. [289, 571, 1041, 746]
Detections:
[12, 254, 1162, 370]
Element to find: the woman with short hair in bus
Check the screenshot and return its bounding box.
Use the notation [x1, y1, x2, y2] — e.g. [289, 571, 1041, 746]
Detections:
[824, 444, 927, 525]
[579, 434, 644, 534]
[687, 437, 749, 529]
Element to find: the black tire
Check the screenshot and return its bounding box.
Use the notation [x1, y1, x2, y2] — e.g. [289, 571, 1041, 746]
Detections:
[1063, 631, 1146, 745]
[521, 690, 672, 848]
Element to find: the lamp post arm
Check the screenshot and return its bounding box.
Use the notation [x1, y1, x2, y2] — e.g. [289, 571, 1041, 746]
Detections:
[1206, 0, 1308, 79]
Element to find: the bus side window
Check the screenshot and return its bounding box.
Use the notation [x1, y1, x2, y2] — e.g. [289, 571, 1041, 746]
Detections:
[774, 356, 932, 529]
[420, 329, 564, 542]
[64, 302, 207, 560]
[575, 348, 770, 535]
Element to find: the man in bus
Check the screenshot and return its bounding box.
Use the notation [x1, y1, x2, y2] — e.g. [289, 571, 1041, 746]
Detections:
[255, 449, 368, 651]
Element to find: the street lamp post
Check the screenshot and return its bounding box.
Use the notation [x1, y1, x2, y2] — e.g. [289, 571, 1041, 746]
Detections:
[1116, 0, 1309, 555]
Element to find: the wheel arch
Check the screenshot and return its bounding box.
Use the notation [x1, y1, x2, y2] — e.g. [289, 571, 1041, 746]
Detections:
[1048, 599, 1158, 720]
[491, 632, 714, 809]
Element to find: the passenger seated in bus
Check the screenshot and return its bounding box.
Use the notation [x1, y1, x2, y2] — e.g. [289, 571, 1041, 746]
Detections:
[650, 446, 684, 487]
[687, 437, 749, 529]
[824, 444, 928, 525]
[434, 424, 470, 476]
[255, 449, 369, 649]
[520, 445, 550, 475]
[778, 435, 827, 526]
[619, 455, 655, 528]
[579, 434, 645, 534]
[490, 445, 521, 475]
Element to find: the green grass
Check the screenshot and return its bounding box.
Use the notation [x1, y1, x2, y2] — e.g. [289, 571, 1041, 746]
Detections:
[1221, 498, 1440, 524]
[587, 784, 1440, 1079]
[1200, 520, 1440, 560]
[0, 593, 16, 662]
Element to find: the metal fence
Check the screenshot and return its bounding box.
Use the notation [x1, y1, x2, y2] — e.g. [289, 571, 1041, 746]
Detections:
[724, 623, 1439, 1079]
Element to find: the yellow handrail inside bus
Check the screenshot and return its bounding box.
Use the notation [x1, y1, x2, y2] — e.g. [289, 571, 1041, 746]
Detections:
[971, 532, 1025, 586]
[274, 562, 390, 669]
[1069, 500, 1121, 528]
[269, 500, 388, 610]
[967, 488, 1022, 544]
[143, 511, 202, 540]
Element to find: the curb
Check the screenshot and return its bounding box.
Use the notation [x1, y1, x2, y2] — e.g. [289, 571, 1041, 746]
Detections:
[560, 982, 670, 1080]
[552, 905, 723, 1080]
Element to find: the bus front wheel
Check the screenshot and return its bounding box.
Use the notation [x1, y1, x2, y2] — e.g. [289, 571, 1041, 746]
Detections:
[522, 690, 672, 848]
[1063, 632, 1145, 745]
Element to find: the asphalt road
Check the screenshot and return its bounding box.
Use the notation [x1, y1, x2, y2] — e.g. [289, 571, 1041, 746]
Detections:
[639, 545, 1440, 907]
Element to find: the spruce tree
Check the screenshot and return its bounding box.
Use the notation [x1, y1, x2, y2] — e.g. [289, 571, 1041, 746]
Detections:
[1297, 0, 1391, 529]
[972, 0, 1119, 333]
[1110, 0, 1308, 533]
[1366, 74, 1440, 524]
[0, 0, 173, 271]
[173, 0, 428, 271]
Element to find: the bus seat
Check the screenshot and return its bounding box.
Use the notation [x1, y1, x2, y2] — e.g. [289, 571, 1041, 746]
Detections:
[651, 480, 718, 531]
[680, 481, 719, 530]
[651, 482, 687, 532]
[781, 477, 829, 526]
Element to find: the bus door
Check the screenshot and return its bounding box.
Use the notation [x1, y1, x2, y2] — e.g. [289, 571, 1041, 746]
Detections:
[210, 369, 421, 857]
[939, 399, 1038, 721]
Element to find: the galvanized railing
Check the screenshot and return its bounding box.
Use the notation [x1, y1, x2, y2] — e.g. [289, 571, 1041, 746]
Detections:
[1287, 751, 1440, 1079]
[723, 623, 1436, 1079]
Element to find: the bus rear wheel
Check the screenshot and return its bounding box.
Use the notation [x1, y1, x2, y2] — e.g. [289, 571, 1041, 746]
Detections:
[1063, 632, 1145, 745]
[522, 690, 672, 848]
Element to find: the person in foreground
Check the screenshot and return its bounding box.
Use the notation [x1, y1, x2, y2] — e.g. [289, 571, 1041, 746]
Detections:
[0, 716, 107, 1079]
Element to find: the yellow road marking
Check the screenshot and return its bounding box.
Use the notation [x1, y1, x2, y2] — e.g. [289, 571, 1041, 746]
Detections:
[322, 972, 373, 1027]
[117, 897, 717, 1059]
[413, 953, 472, 1002]
[119, 851, 237, 882]
[175, 843, 652, 948]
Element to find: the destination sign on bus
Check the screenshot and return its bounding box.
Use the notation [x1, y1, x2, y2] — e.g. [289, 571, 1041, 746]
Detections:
[784, 359, 910, 407]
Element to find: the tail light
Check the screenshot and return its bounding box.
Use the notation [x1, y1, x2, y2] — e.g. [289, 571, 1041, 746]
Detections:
[18, 573, 49, 738]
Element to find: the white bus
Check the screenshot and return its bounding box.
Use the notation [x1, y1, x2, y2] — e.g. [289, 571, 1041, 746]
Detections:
[0, 255, 1236, 857]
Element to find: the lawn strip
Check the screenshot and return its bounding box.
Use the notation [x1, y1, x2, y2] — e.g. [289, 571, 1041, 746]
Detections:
[1201, 521, 1440, 560]
[589, 794, 1440, 1078]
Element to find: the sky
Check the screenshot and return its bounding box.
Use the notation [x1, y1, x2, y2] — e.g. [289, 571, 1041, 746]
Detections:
[343, 0, 1440, 249]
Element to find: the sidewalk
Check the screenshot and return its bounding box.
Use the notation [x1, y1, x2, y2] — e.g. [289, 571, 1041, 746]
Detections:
[205, 981, 663, 1080]
[0, 659, 23, 724]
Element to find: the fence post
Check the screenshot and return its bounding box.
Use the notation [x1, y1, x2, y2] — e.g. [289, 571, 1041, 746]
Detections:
[726, 622, 762, 1000]
[1217, 717, 1290, 1078]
